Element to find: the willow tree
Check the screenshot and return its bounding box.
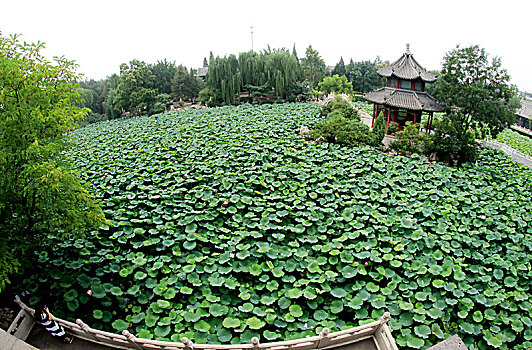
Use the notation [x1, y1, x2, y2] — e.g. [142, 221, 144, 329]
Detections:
[264, 50, 300, 98]
[239, 51, 266, 88]
[206, 55, 241, 105]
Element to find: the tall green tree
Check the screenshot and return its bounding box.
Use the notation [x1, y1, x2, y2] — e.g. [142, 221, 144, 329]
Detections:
[206, 55, 241, 105]
[0, 33, 108, 292]
[103, 74, 121, 119]
[301, 45, 326, 87]
[265, 50, 300, 98]
[318, 74, 353, 95]
[332, 57, 346, 77]
[239, 51, 267, 89]
[171, 65, 204, 101]
[348, 60, 381, 93]
[150, 59, 177, 95]
[432, 45, 520, 165]
[435, 45, 519, 138]
[115, 59, 158, 115]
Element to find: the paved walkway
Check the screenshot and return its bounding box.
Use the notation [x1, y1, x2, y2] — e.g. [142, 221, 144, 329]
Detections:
[482, 140, 532, 168]
[0, 329, 38, 350]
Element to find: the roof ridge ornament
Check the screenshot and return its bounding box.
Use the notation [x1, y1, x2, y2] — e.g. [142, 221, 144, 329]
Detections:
[406, 43, 410, 54]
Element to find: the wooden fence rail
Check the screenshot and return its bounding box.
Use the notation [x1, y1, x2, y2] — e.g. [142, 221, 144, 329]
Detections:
[15, 296, 397, 350]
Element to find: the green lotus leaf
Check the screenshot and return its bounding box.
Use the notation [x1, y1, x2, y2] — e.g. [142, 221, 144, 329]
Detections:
[110, 286, 123, 296]
[209, 303, 228, 317]
[67, 299, 79, 311]
[330, 288, 347, 298]
[91, 284, 106, 298]
[246, 317, 266, 329]
[222, 317, 241, 328]
[93, 309, 103, 319]
[194, 320, 211, 332]
[263, 330, 281, 340]
[330, 300, 344, 314]
[366, 282, 379, 293]
[286, 288, 302, 299]
[183, 312, 201, 323]
[239, 302, 254, 313]
[112, 319, 129, 331]
[427, 308, 443, 319]
[217, 328, 232, 342]
[459, 322, 475, 334]
[407, 336, 425, 349]
[154, 325, 171, 338]
[289, 304, 303, 318]
[414, 325, 431, 338]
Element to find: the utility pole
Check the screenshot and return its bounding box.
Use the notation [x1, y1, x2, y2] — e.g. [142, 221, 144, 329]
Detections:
[250, 26, 254, 51]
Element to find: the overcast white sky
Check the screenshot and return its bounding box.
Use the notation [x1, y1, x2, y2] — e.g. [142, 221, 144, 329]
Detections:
[1, 0, 531, 92]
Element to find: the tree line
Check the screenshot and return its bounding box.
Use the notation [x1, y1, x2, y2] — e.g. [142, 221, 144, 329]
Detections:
[78, 45, 391, 122]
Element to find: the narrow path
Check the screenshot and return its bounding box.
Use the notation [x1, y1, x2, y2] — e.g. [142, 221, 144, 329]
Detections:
[482, 140, 532, 168]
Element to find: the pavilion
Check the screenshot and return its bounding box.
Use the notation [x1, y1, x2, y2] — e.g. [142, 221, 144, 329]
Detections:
[364, 44, 443, 132]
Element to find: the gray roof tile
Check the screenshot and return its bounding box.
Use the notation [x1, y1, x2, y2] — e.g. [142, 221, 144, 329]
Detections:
[363, 87, 444, 112]
[378, 48, 436, 82]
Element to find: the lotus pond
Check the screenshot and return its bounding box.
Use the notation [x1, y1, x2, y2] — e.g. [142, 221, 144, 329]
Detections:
[22, 104, 531, 349]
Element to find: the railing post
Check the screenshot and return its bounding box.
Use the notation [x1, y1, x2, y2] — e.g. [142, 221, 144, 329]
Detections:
[182, 337, 194, 350]
[251, 337, 260, 350]
[317, 328, 330, 348]
[14, 295, 34, 317]
[76, 319, 99, 342]
[123, 330, 145, 350]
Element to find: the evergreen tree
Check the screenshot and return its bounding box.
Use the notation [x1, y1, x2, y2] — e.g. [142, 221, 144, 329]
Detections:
[292, 43, 299, 64]
[203, 57, 208, 68]
[150, 59, 177, 95]
[332, 57, 346, 77]
[301, 45, 327, 87]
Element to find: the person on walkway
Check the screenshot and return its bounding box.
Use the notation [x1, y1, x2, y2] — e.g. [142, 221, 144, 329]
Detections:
[34, 302, 73, 343]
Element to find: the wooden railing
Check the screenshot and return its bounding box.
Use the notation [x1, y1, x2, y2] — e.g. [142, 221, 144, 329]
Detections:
[15, 296, 397, 350]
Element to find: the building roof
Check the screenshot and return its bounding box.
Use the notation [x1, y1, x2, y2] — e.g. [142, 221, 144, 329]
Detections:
[377, 44, 437, 82]
[194, 67, 208, 77]
[517, 99, 532, 119]
[364, 87, 444, 112]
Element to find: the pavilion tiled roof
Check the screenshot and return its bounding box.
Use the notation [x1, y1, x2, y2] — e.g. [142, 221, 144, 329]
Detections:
[364, 87, 444, 112]
[378, 45, 437, 82]
[517, 99, 532, 119]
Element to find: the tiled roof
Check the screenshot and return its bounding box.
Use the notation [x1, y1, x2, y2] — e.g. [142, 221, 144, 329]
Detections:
[378, 46, 436, 82]
[517, 99, 532, 119]
[363, 87, 444, 112]
[194, 67, 208, 77]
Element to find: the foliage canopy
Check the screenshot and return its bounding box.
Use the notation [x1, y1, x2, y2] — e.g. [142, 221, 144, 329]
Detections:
[435, 45, 520, 139]
[0, 33, 108, 292]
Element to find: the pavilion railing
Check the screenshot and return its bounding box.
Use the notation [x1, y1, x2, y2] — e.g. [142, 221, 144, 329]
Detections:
[14, 296, 397, 350]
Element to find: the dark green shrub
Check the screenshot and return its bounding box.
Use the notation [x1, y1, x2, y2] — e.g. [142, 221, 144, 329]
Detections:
[369, 111, 386, 147]
[387, 121, 399, 135]
[311, 112, 371, 147]
[319, 99, 358, 120]
[390, 122, 432, 156]
[428, 113, 478, 166]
